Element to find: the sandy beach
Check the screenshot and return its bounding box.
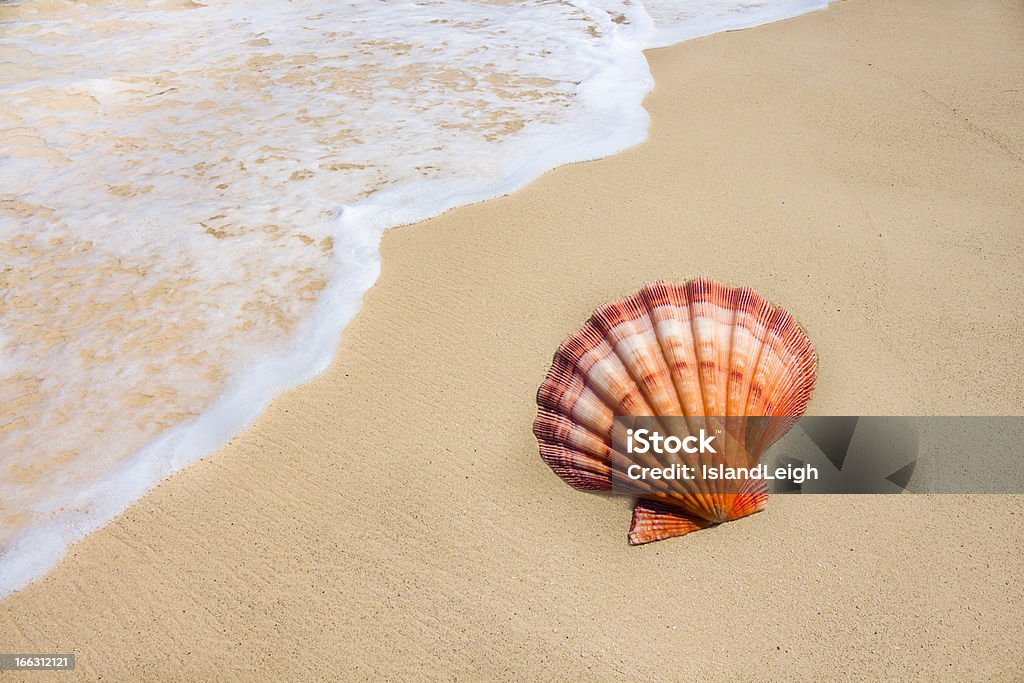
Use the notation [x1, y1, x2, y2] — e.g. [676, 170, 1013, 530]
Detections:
[3, 0, 1023, 679]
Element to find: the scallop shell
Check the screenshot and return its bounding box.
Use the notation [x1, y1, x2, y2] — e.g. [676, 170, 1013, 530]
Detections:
[534, 278, 817, 544]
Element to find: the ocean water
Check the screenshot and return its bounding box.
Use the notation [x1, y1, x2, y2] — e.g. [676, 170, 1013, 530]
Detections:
[0, 0, 828, 597]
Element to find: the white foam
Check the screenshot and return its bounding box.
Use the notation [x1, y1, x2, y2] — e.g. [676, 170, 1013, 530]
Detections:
[608, 0, 831, 48]
[0, 0, 828, 598]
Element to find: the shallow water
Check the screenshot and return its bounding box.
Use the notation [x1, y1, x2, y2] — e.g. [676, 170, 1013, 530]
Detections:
[0, 0, 827, 596]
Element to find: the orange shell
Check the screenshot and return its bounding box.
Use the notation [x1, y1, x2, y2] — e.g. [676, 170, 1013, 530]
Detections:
[534, 278, 817, 544]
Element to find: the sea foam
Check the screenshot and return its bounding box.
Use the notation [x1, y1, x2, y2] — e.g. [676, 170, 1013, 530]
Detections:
[0, 0, 827, 597]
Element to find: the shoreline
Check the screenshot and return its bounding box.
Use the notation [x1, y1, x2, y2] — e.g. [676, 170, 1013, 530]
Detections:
[3, 0, 836, 597]
[3, 0, 1023, 678]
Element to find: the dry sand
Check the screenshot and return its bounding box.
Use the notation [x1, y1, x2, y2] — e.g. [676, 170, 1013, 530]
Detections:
[3, 0, 1023, 679]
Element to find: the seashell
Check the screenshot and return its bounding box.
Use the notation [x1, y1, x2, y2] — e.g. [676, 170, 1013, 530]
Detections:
[534, 278, 817, 544]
